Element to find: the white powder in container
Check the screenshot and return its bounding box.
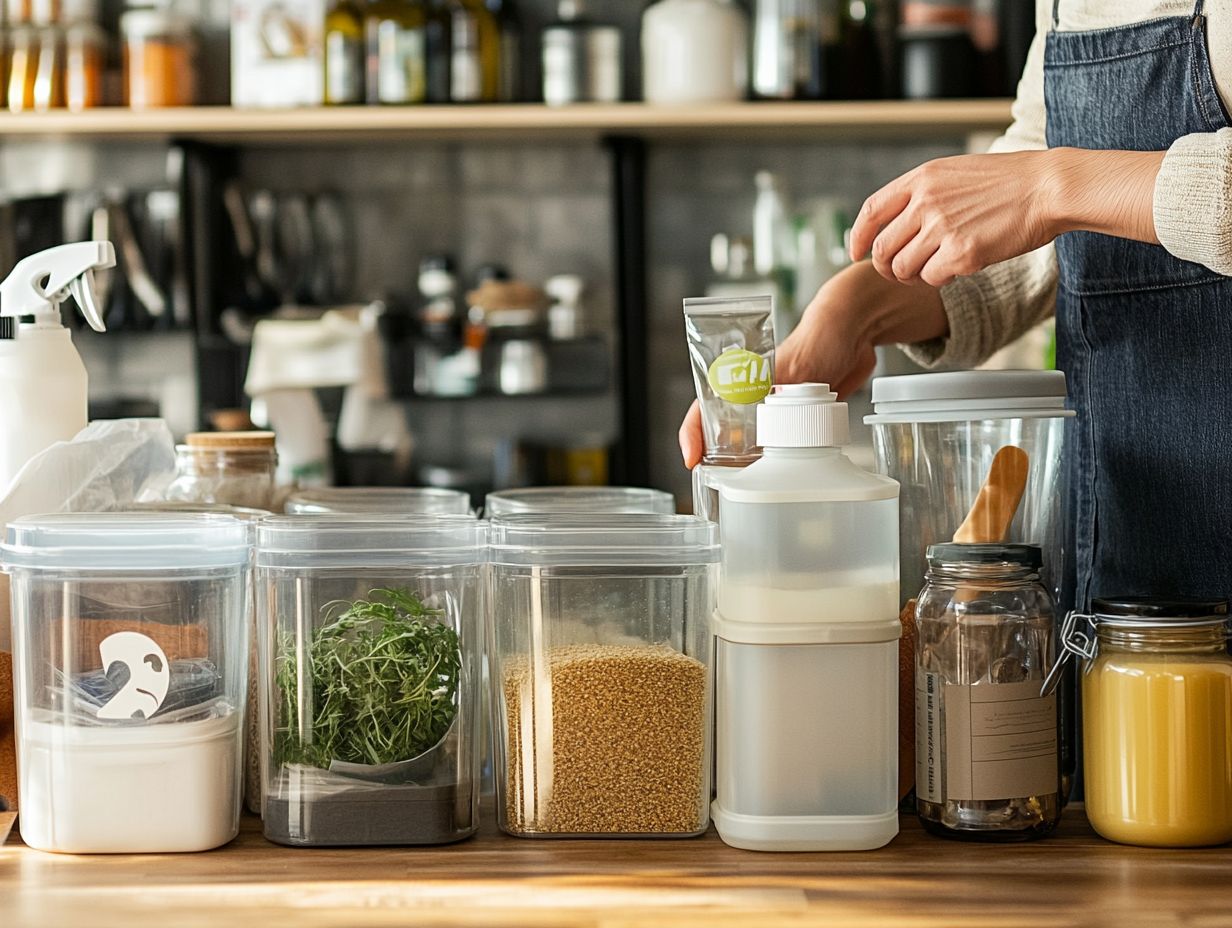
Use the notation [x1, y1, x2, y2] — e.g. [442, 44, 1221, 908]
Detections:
[18, 709, 241, 853]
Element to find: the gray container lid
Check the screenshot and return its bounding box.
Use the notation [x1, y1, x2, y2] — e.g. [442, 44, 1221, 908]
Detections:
[256, 514, 486, 569]
[2, 512, 251, 570]
[484, 486, 676, 517]
[488, 513, 718, 567]
[285, 487, 474, 516]
[865, 370, 1076, 424]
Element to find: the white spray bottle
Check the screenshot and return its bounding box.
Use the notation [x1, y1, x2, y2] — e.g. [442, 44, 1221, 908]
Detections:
[0, 242, 115, 496]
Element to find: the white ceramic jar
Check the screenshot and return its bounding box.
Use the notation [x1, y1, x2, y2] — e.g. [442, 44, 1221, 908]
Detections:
[642, 0, 749, 104]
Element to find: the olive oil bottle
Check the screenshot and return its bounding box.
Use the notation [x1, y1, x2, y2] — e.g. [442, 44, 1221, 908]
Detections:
[447, 0, 499, 102]
[365, 0, 428, 103]
[324, 0, 365, 104]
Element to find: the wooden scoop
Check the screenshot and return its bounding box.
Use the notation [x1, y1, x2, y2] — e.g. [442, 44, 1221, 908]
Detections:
[953, 446, 1030, 544]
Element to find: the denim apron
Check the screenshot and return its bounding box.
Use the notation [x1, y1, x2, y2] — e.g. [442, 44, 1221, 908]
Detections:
[1045, 0, 1232, 608]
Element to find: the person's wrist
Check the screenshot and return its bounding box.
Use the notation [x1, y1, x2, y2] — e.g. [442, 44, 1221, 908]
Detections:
[1039, 147, 1085, 239]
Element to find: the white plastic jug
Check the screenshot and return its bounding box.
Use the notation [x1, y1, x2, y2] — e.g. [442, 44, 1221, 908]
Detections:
[712, 384, 901, 851]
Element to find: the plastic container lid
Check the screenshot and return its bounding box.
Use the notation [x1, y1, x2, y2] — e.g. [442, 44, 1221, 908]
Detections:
[256, 514, 485, 569]
[2, 513, 250, 570]
[487, 513, 718, 567]
[285, 487, 473, 516]
[757, 383, 850, 448]
[864, 370, 1076, 424]
[484, 486, 676, 517]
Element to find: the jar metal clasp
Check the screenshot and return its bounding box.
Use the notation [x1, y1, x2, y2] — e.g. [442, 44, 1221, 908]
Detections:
[1040, 611, 1097, 697]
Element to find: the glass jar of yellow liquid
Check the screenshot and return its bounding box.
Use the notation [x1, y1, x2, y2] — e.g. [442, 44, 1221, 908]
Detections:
[1075, 598, 1232, 848]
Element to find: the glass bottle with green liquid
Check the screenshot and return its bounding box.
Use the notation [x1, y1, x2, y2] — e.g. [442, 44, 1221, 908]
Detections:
[365, 0, 428, 104]
[324, 0, 365, 104]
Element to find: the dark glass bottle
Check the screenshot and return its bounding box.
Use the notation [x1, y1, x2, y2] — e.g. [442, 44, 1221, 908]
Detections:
[840, 0, 883, 98]
[425, 0, 452, 102]
[486, 0, 521, 102]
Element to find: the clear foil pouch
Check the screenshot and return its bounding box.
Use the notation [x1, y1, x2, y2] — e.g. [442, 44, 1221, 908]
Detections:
[683, 295, 775, 466]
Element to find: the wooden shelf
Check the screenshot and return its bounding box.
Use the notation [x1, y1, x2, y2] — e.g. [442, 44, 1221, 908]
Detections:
[0, 100, 1013, 144]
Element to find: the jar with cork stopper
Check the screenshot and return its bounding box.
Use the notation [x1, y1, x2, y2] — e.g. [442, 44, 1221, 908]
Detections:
[166, 431, 278, 511]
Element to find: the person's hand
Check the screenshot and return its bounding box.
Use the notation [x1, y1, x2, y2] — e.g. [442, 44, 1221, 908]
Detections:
[849, 150, 1060, 288]
[678, 262, 948, 469]
[849, 147, 1165, 289]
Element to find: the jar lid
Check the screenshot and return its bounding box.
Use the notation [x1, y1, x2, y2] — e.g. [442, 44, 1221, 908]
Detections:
[2, 513, 250, 571]
[120, 6, 193, 37]
[865, 370, 1076, 424]
[186, 431, 276, 451]
[1091, 597, 1230, 626]
[285, 487, 473, 516]
[484, 486, 675, 517]
[927, 542, 1042, 569]
[256, 514, 485, 568]
[487, 513, 718, 566]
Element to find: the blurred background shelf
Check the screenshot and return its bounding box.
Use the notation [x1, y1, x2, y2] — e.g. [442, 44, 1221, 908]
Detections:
[0, 100, 1014, 143]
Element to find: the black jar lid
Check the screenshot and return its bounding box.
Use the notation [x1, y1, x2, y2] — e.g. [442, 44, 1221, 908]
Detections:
[926, 543, 1042, 569]
[1092, 597, 1229, 622]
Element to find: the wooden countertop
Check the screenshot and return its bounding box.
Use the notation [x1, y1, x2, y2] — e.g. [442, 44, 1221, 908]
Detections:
[3, 807, 1231, 927]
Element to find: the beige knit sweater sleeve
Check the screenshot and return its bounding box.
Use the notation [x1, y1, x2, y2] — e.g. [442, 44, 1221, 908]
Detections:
[903, 0, 1232, 370]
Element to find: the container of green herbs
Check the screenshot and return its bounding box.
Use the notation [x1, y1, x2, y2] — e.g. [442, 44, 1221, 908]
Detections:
[274, 587, 460, 777]
[257, 515, 483, 847]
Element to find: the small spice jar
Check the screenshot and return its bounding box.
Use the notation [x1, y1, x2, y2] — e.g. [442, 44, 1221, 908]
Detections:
[65, 20, 105, 110]
[488, 513, 717, 838]
[1066, 598, 1232, 848]
[165, 431, 278, 511]
[915, 543, 1061, 841]
[121, 6, 196, 108]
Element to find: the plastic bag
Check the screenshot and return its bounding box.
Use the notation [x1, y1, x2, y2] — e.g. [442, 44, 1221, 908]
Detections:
[0, 418, 177, 525]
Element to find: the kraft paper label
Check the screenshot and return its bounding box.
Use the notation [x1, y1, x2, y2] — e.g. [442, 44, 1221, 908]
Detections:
[917, 674, 1057, 803]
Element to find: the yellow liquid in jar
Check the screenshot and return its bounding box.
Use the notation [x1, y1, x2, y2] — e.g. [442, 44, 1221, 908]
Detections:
[1083, 654, 1232, 847]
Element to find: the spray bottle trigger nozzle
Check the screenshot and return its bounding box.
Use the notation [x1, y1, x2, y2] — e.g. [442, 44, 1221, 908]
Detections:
[69, 271, 106, 333]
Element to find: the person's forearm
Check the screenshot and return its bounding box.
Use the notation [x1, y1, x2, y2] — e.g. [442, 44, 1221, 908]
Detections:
[821, 261, 949, 348]
[1046, 147, 1164, 244]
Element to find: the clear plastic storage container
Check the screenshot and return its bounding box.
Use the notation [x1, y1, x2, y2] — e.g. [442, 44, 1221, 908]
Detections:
[484, 485, 676, 517]
[285, 487, 473, 516]
[488, 513, 717, 837]
[256, 515, 484, 846]
[864, 371, 1074, 607]
[4, 513, 250, 854]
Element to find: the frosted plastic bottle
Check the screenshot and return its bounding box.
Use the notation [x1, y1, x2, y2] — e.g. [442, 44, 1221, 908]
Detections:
[712, 383, 901, 851]
[0, 242, 114, 497]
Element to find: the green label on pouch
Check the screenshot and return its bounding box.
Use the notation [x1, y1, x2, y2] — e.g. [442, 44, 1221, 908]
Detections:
[708, 348, 773, 405]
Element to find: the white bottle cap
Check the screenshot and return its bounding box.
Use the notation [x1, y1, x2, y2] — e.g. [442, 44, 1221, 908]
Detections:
[757, 383, 850, 448]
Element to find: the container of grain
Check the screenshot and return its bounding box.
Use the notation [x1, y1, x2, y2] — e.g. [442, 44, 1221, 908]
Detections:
[256, 514, 484, 847]
[3, 513, 251, 854]
[488, 513, 718, 838]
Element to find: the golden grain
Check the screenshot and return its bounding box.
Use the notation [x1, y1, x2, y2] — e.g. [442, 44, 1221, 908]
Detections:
[503, 644, 707, 835]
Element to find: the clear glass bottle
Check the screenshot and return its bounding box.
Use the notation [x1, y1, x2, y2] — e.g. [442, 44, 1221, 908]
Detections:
[915, 543, 1061, 841]
[1076, 598, 1232, 848]
[324, 0, 365, 104]
[365, 0, 427, 104]
[165, 431, 278, 511]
